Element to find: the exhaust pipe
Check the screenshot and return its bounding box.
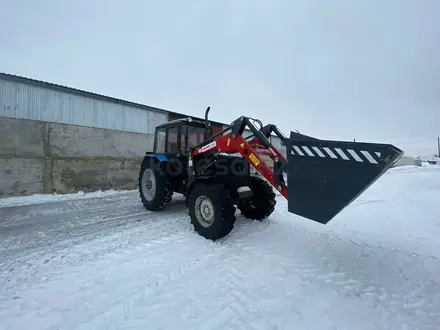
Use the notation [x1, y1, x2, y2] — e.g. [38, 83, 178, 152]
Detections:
[204, 106, 212, 140]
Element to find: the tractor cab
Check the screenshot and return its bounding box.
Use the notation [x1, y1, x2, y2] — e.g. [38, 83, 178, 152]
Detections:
[153, 117, 209, 156]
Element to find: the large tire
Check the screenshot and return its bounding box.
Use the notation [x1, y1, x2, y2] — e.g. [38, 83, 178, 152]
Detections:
[237, 176, 276, 221]
[188, 183, 236, 240]
[138, 158, 173, 211]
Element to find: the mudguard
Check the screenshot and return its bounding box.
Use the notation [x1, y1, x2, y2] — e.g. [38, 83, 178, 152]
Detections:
[144, 153, 169, 162]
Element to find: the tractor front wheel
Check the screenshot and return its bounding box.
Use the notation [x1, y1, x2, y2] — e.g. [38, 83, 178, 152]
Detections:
[188, 184, 236, 240]
[237, 176, 276, 221]
[138, 158, 173, 211]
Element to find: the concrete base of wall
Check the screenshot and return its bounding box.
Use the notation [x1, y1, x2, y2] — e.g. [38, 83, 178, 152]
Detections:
[0, 117, 153, 197]
[392, 155, 422, 167]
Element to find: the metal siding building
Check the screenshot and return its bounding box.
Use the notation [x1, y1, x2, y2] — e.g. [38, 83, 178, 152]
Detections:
[0, 72, 286, 155]
[0, 73, 169, 134]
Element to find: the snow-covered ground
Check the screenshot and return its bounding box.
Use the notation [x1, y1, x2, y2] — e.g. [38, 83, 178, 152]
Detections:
[1, 166, 440, 330]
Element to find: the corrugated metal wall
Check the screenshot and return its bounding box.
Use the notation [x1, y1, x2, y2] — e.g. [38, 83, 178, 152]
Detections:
[0, 77, 168, 134]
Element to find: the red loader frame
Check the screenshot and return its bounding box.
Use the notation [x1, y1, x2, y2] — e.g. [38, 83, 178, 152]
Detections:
[191, 114, 403, 225]
[192, 130, 288, 199]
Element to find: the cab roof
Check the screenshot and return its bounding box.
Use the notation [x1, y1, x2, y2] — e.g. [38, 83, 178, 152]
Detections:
[156, 117, 207, 128]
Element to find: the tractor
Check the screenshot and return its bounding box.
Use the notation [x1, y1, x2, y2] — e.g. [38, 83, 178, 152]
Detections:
[138, 107, 403, 240]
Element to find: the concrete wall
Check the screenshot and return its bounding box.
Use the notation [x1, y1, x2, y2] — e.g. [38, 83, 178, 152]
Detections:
[392, 155, 422, 167]
[0, 116, 153, 197]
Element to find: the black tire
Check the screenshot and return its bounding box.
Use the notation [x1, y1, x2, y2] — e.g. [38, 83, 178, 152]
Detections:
[188, 183, 236, 240]
[138, 157, 173, 211]
[237, 176, 276, 221]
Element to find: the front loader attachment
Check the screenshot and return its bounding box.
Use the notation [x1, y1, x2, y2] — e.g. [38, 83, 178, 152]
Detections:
[284, 131, 403, 224]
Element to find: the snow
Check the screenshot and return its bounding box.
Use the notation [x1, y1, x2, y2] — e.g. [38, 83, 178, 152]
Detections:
[1, 166, 440, 330]
[0, 189, 136, 208]
[419, 155, 440, 166]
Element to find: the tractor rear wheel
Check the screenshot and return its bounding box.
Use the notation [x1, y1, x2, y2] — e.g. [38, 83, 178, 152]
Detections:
[188, 184, 236, 240]
[237, 176, 276, 221]
[138, 158, 173, 211]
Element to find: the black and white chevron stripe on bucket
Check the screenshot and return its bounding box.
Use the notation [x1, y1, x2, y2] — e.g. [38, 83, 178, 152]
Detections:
[289, 145, 381, 164]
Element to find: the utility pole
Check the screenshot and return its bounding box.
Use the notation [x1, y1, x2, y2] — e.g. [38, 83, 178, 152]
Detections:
[437, 136, 439, 157]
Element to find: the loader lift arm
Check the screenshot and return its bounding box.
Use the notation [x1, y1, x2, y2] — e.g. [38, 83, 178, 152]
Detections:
[193, 116, 289, 198]
[191, 114, 403, 225]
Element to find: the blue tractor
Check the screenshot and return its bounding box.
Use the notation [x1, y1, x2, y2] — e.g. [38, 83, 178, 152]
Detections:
[138, 107, 403, 240]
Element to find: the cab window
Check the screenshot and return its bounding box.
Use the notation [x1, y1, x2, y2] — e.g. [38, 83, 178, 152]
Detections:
[166, 127, 179, 153]
[182, 125, 205, 149]
[155, 128, 166, 154]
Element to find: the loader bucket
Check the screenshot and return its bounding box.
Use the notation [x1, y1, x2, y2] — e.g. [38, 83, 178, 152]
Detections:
[284, 131, 403, 224]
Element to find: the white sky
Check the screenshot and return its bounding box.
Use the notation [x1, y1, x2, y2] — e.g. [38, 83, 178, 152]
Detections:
[1, 0, 439, 156]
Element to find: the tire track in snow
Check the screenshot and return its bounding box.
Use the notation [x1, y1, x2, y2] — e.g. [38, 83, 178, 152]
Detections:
[11, 218, 267, 330]
[138, 221, 381, 330]
[116, 219, 299, 329]
[1, 233, 209, 329]
[191, 258, 296, 330]
[232, 219, 440, 329]
[50, 236, 217, 329]
[0, 197, 191, 292]
[1, 193, 256, 295]
[273, 195, 440, 263]
[115, 223, 280, 330]
[2, 184, 440, 329]
[1, 193, 275, 328]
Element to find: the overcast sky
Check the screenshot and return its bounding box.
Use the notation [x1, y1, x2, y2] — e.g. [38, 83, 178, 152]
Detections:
[1, 0, 439, 155]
